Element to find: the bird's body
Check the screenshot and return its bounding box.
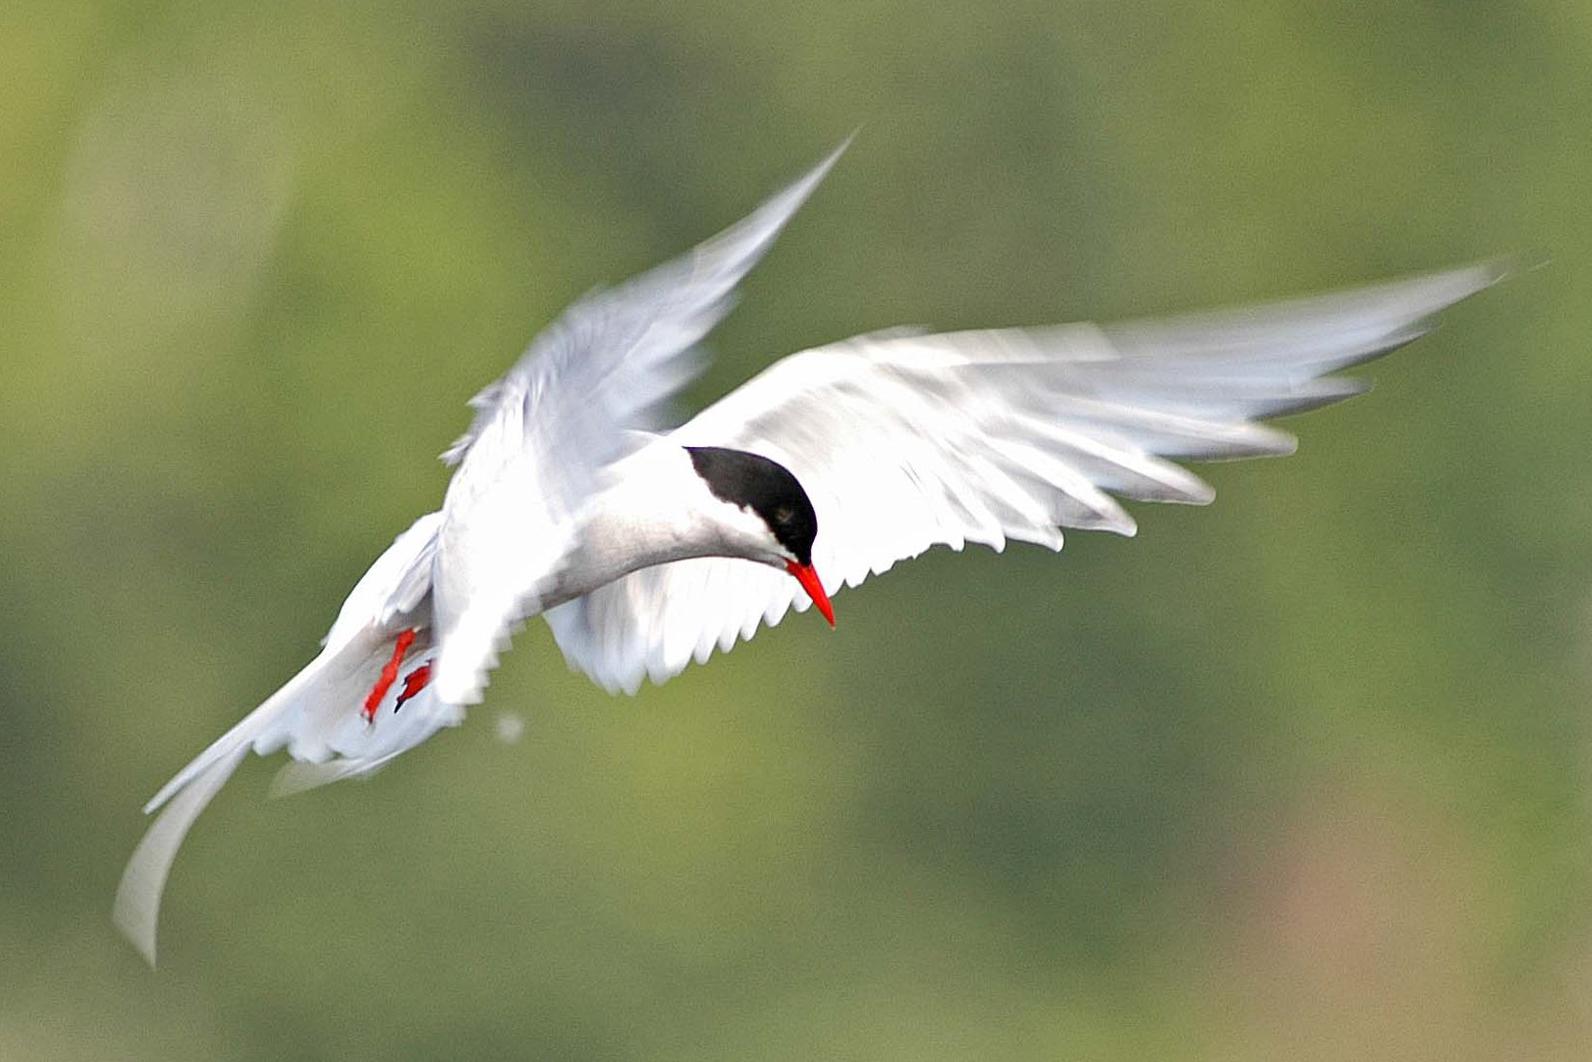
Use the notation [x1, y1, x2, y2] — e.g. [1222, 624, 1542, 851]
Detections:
[115, 140, 1503, 965]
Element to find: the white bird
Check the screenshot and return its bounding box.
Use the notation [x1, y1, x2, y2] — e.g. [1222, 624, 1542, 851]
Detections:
[114, 140, 1502, 964]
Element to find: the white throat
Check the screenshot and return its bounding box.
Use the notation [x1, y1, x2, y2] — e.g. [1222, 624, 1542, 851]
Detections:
[540, 443, 782, 609]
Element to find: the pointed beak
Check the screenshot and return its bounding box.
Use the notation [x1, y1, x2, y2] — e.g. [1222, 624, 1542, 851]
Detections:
[785, 561, 835, 627]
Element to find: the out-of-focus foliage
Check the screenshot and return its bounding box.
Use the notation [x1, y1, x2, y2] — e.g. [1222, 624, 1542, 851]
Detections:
[3, 2, 1589, 1058]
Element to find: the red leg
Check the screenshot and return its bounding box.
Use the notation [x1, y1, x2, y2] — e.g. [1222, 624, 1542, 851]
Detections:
[394, 662, 432, 712]
[362, 629, 417, 723]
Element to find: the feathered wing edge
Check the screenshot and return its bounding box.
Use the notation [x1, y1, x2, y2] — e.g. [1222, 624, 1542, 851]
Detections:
[546, 260, 1507, 695]
[436, 136, 853, 469]
[428, 140, 852, 707]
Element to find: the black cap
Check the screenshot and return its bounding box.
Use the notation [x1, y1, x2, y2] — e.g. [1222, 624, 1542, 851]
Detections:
[685, 447, 819, 566]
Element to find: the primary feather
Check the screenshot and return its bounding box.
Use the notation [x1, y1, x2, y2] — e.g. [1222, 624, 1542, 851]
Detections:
[428, 140, 849, 707]
[544, 261, 1504, 695]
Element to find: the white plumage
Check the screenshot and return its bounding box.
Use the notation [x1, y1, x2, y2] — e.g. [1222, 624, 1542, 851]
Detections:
[544, 263, 1500, 694]
[115, 138, 1501, 965]
[430, 140, 851, 709]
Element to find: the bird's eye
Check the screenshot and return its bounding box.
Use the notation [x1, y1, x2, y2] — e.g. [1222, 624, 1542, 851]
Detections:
[774, 506, 794, 524]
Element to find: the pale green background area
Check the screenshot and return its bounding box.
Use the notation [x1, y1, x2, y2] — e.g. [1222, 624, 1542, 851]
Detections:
[4, 1, 1591, 1058]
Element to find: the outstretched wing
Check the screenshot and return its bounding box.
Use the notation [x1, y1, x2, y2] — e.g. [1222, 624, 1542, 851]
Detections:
[544, 262, 1504, 694]
[429, 142, 847, 706]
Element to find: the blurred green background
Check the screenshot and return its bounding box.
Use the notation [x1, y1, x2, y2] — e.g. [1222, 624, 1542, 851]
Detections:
[4, 1, 1590, 1059]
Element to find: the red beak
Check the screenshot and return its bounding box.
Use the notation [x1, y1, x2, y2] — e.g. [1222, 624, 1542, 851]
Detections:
[785, 561, 835, 627]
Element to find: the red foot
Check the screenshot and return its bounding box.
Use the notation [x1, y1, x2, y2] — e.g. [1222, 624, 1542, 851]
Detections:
[362, 628, 417, 723]
[394, 662, 432, 712]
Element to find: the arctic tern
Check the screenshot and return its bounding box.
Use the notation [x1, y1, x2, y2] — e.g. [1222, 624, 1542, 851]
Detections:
[115, 140, 1502, 964]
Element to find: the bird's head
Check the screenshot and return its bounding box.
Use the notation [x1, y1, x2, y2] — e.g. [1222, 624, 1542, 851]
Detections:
[684, 446, 835, 626]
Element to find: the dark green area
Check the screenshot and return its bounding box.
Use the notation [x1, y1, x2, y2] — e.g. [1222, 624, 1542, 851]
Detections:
[4, 2, 1589, 1058]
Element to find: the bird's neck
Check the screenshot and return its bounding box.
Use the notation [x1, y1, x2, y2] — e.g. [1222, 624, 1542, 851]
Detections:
[541, 444, 770, 608]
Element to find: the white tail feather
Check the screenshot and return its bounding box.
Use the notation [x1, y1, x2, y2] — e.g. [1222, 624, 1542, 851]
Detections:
[113, 745, 248, 966]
